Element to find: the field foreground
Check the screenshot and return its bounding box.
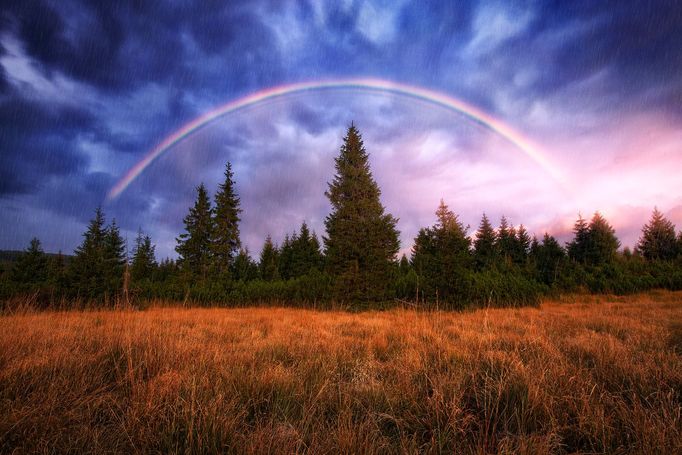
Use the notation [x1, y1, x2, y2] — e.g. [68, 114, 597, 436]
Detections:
[1, 294, 681, 454]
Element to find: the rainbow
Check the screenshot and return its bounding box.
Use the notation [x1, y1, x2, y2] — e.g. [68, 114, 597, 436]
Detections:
[107, 78, 563, 200]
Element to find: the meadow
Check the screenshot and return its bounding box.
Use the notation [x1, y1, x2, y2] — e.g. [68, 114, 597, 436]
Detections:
[1, 293, 681, 454]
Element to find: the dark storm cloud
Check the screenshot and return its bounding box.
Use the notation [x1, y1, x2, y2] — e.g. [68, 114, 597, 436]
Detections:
[0, 64, 7, 93]
[0, 0, 680, 256]
[188, 1, 268, 54]
[4, 0, 181, 91]
[500, 1, 682, 108]
[0, 97, 92, 195]
[389, 2, 474, 79]
[9, 0, 678, 104]
[287, 101, 348, 136]
[2, 0, 285, 96]
[534, 1, 682, 75]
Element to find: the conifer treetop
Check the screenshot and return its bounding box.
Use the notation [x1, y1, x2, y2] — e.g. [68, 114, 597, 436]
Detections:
[212, 162, 242, 271]
[323, 123, 400, 301]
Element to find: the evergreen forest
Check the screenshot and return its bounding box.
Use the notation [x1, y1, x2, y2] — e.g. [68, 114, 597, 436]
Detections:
[3, 125, 682, 310]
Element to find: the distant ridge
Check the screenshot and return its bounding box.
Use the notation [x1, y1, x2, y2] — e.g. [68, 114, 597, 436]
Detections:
[0, 250, 73, 264]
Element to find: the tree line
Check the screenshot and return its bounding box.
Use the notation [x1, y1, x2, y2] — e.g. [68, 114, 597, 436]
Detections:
[2, 125, 682, 309]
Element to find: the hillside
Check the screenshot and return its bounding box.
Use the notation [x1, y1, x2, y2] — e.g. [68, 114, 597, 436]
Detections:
[0, 250, 73, 262]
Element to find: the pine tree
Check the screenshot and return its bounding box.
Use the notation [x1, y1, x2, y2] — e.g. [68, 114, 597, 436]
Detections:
[131, 229, 157, 282]
[473, 213, 497, 270]
[71, 207, 107, 298]
[277, 224, 325, 280]
[279, 234, 294, 280]
[399, 254, 410, 275]
[514, 224, 531, 265]
[47, 250, 67, 294]
[12, 237, 48, 286]
[534, 233, 566, 285]
[567, 214, 590, 265]
[529, 235, 540, 260]
[290, 222, 324, 278]
[434, 200, 472, 300]
[587, 212, 620, 265]
[103, 219, 126, 296]
[637, 208, 677, 261]
[395, 254, 417, 300]
[323, 124, 400, 302]
[496, 216, 517, 265]
[176, 184, 213, 279]
[157, 257, 179, 282]
[232, 248, 258, 282]
[310, 234, 323, 268]
[412, 200, 471, 304]
[258, 235, 280, 281]
[411, 228, 437, 279]
[212, 162, 241, 274]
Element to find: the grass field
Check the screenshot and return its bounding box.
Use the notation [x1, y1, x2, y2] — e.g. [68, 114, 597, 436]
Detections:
[1, 294, 681, 454]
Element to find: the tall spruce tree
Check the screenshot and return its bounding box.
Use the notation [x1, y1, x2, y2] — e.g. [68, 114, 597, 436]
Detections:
[212, 162, 242, 274]
[310, 233, 323, 267]
[473, 213, 497, 270]
[157, 258, 179, 282]
[47, 251, 67, 294]
[71, 207, 107, 298]
[496, 216, 517, 265]
[176, 184, 213, 279]
[534, 233, 566, 285]
[232, 248, 258, 281]
[258, 235, 280, 281]
[324, 124, 400, 302]
[290, 222, 324, 278]
[279, 234, 294, 280]
[514, 224, 531, 265]
[103, 219, 126, 296]
[412, 200, 471, 304]
[586, 212, 620, 265]
[529, 235, 540, 262]
[433, 200, 472, 300]
[637, 208, 677, 261]
[131, 229, 157, 281]
[12, 237, 48, 286]
[399, 254, 410, 275]
[411, 229, 437, 279]
[567, 214, 590, 265]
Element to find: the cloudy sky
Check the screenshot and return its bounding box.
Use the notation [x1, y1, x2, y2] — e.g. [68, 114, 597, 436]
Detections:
[1, 0, 681, 259]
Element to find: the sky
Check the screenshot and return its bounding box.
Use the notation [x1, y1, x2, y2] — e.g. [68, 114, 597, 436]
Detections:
[1, 0, 681, 259]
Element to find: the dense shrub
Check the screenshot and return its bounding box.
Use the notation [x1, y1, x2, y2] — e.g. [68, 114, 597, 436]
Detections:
[469, 270, 545, 308]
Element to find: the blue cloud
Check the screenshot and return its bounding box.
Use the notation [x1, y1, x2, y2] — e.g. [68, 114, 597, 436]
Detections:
[1, 0, 681, 257]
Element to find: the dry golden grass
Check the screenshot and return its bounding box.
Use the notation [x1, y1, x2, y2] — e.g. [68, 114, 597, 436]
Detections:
[1, 293, 681, 454]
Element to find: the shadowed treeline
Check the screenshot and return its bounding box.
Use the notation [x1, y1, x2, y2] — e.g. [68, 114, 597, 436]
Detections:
[2, 125, 682, 310]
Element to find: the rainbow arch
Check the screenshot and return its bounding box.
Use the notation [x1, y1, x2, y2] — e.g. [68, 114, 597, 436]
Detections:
[107, 78, 563, 200]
